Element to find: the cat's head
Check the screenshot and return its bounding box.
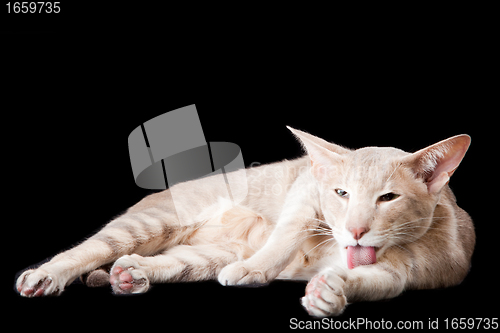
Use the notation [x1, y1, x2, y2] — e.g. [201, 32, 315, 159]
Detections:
[288, 127, 470, 269]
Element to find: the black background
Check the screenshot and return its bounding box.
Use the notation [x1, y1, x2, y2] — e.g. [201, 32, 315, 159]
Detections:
[5, 4, 497, 332]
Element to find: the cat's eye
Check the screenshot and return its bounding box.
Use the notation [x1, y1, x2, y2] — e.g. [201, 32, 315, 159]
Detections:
[378, 193, 400, 202]
[335, 189, 350, 198]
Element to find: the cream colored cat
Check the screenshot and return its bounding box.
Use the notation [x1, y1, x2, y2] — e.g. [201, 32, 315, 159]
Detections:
[16, 127, 474, 317]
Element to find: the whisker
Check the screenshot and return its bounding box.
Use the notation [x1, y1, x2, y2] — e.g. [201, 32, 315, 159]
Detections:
[302, 233, 334, 239]
[296, 230, 334, 244]
[394, 243, 412, 255]
[306, 217, 342, 232]
[302, 237, 335, 258]
[388, 224, 452, 234]
[298, 228, 333, 236]
[324, 240, 338, 256]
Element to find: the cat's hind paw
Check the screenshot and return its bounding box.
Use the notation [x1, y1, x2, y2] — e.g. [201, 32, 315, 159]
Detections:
[218, 261, 269, 286]
[110, 255, 150, 295]
[301, 267, 347, 317]
[16, 268, 63, 297]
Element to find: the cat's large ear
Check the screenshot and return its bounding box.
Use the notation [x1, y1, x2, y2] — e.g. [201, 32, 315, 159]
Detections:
[287, 126, 350, 179]
[402, 134, 471, 194]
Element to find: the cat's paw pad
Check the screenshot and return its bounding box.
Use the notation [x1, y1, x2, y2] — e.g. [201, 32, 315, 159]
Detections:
[110, 255, 150, 295]
[218, 261, 268, 286]
[301, 267, 347, 317]
[16, 268, 63, 297]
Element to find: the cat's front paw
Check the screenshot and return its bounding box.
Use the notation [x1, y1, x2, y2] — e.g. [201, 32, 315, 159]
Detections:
[301, 266, 347, 317]
[110, 255, 150, 295]
[16, 268, 64, 297]
[218, 261, 269, 286]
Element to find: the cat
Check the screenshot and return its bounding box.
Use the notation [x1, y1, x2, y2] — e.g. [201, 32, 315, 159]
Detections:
[16, 127, 474, 317]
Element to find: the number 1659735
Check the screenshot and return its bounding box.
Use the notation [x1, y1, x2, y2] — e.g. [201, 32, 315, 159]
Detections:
[6, 2, 60, 14]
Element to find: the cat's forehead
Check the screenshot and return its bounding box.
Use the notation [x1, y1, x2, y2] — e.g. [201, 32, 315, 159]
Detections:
[349, 146, 409, 161]
[340, 146, 409, 184]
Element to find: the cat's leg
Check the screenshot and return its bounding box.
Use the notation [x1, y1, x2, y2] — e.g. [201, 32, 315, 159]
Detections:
[302, 261, 408, 317]
[343, 264, 407, 302]
[218, 190, 318, 286]
[16, 238, 120, 297]
[16, 207, 187, 297]
[110, 244, 241, 294]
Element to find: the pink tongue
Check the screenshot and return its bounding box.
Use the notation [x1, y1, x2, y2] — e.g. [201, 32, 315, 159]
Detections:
[347, 245, 376, 269]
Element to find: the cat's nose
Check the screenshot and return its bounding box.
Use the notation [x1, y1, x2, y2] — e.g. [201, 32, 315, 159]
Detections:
[349, 227, 369, 240]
